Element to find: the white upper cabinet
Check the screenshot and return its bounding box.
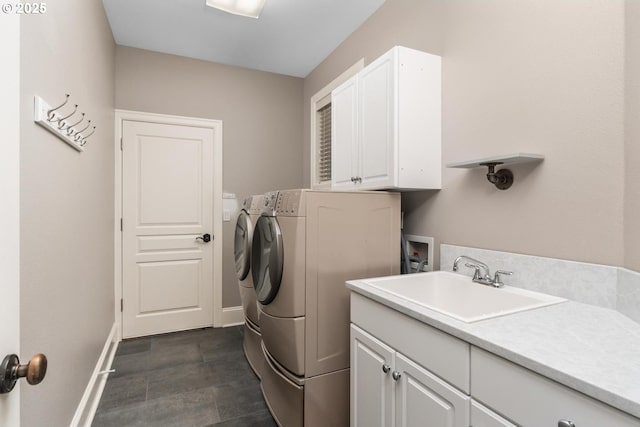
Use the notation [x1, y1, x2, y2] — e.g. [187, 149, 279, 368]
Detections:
[331, 46, 442, 191]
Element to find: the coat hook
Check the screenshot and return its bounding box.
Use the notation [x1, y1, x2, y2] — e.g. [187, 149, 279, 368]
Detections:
[74, 120, 92, 141]
[80, 127, 96, 146]
[47, 94, 70, 122]
[57, 104, 78, 130]
[65, 113, 85, 136]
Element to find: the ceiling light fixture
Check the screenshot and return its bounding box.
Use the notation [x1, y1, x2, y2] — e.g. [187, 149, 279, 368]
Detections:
[205, 0, 266, 19]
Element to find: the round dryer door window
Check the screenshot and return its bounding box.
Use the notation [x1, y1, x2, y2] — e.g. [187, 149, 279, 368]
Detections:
[233, 210, 252, 281]
[251, 215, 284, 305]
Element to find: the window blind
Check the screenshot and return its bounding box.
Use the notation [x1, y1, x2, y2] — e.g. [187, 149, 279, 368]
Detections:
[317, 102, 332, 183]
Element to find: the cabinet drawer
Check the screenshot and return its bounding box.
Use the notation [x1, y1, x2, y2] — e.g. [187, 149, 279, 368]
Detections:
[471, 347, 640, 427]
[471, 400, 516, 427]
[351, 292, 469, 392]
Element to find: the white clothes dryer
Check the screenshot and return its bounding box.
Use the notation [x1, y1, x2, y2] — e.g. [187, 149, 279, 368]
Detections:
[251, 189, 401, 427]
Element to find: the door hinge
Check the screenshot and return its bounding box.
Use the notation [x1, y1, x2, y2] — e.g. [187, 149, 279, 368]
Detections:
[120, 218, 123, 231]
[120, 299, 123, 312]
[120, 137, 123, 151]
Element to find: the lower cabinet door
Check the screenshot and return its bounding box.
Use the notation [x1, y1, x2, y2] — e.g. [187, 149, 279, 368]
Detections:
[351, 325, 395, 427]
[471, 400, 517, 427]
[394, 353, 470, 427]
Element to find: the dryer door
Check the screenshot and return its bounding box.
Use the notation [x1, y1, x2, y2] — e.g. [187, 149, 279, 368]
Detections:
[252, 215, 284, 305]
[234, 210, 252, 280]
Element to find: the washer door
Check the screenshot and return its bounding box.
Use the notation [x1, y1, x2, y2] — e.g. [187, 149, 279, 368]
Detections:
[251, 215, 284, 305]
[233, 210, 252, 281]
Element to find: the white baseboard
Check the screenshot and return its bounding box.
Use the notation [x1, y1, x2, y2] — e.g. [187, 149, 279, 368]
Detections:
[70, 323, 119, 427]
[221, 306, 244, 327]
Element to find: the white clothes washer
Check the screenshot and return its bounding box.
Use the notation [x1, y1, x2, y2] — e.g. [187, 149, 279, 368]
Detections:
[234, 195, 264, 328]
[251, 189, 401, 427]
[233, 194, 264, 378]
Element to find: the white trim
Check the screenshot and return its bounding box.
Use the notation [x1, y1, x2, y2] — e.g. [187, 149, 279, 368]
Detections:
[114, 109, 224, 341]
[310, 58, 365, 189]
[70, 323, 118, 427]
[0, 12, 21, 427]
[221, 306, 245, 327]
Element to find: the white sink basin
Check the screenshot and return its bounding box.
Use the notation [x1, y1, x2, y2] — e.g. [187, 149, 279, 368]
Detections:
[359, 271, 566, 322]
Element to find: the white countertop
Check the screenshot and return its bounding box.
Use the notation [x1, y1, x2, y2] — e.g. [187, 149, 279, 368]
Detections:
[346, 279, 640, 419]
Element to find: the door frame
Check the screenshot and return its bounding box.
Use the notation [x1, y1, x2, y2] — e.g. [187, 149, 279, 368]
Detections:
[114, 110, 224, 340]
[0, 11, 21, 426]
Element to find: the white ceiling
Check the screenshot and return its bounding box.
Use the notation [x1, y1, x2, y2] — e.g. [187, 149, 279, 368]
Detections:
[102, 0, 386, 78]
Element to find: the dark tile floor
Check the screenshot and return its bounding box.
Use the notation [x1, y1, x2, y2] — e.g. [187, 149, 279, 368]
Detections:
[92, 326, 277, 427]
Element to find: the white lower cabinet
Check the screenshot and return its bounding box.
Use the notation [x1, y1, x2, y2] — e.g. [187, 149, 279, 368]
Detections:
[351, 324, 470, 427]
[350, 292, 640, 427]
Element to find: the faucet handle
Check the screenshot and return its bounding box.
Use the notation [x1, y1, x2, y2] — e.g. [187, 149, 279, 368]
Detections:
[493, 270, 513, 287]
[465, 263, 483, 281]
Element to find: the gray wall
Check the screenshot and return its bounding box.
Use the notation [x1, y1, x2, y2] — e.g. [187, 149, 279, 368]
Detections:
[115, 46, 305, 307]
[19, 0, 116, 425]
[625, 0, 640, 272]
[304, 0, 629, 268]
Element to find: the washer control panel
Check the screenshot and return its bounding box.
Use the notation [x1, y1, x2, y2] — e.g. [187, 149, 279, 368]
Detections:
[276, 190, 303, 216]
[248, 195, 264, 215]
[261, 191, 279, 215]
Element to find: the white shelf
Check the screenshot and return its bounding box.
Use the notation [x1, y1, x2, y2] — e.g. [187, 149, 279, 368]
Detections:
[446, 153, 544, 169]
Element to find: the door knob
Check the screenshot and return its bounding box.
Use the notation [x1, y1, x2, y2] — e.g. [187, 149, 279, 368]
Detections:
[0, 353, 48, 393]
[196, 233, 212, 243]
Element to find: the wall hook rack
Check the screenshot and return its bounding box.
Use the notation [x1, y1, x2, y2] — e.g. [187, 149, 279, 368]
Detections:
[446, 153, 544, 191]
[34, 95, 97, 152]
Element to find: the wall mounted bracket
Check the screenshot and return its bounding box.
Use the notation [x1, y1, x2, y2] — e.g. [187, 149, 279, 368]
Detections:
[446, 153, 544, 191]
[481, 162, 514, 190]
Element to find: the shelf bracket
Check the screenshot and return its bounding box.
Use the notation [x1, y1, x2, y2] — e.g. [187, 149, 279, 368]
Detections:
[446, 153, 544, 191]
[481, 162, 514, 190]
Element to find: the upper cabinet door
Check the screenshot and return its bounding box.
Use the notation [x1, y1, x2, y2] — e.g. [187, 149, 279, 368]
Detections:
[332, 76, 359, 190]
[358, 51, 395, 190]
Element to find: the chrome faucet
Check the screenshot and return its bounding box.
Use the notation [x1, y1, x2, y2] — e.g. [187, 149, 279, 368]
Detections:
[452, 255, 513, 288]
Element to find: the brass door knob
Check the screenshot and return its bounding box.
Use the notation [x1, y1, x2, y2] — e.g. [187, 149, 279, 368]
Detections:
[0, 353, 48, 393]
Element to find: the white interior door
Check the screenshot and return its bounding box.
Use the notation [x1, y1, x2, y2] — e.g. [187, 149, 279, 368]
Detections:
[122, 120, 215, 338]
[0, 11, 21, 426]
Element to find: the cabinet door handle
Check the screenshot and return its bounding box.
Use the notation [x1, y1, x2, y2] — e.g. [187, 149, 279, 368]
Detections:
[382, 364, 391, 374]
[558, 421, 576, 427]
[391, 371, 401, 381]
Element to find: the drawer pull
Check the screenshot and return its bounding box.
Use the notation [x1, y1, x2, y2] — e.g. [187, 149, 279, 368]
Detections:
[382, 364, 391, 374]
[558, 420, 576, 427]
[392, 371, 401, 381]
